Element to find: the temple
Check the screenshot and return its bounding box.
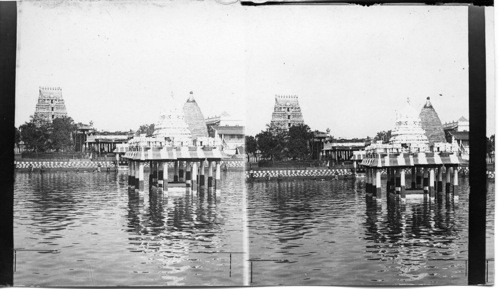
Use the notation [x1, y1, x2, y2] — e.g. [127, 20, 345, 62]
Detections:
[153, 93, 192, 147]
[183, 91, 209, 139]
[270, 95, 304, 129]
[388, 98, 429, 153]
[419, 97, 446, 146]
[34, 86, 68, 122]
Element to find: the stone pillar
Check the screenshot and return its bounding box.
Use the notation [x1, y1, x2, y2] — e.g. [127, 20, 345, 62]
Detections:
[416, 167, 422, 189]
[162, 161, 169, 193]
[134, 161, 139, 191]
[386, 168, 391, 193]
[411, 167, 416, 189]
[179, 161, 185, 182]
[445, 166, 451, 194]
[138, 162, 145, 192]
[365, 168, 370, 193]
[437, 166, 443, 193]
[215, 161, 221, 188]
[395, 168, 401, 194]
[128, 161, 132, 188]
[185, 162, 192, 187]
[158, 162, 164, 189]
[400, 168, 406, 198]
[174, 161, 179, 182]
[115, 153, 120, 164]
[200, 161, 205, 187]
[152, 162, 158, 188]
[191, 162, 197, 188]
[375, 169, 382, 198]
[453, 167, 459, 194]
[423, 168, 429, 195]
[429, 168, 435, 198]
[208, 161, 214, 188]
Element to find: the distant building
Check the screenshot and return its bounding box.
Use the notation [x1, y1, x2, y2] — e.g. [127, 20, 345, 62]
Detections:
[419, 97, 446, 146]
[443, 116, 469, 134]
[212, 125, 245, 156]
[86, 132, 133, 157]
[34, 86, 68, 122]
[323, 139, 368, 164]
[74, 122, 95, 152]
[270, 95, 304, 129]
[206, 111, 243, 137]
[310, 130, 330, 160]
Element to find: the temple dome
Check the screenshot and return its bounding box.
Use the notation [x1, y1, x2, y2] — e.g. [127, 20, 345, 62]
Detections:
[419, 97, 446, 146]
[389, 98, 429, 152]
[153, 94, 192, 146]
[183, 91, 209, 138]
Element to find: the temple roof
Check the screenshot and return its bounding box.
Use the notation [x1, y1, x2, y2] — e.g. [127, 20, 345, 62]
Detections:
[183, 91, 209, 138]
[449, 131, 469, 140]
[214, 125, 244, 135]
[419, 97, 446, 146]
[275, 95, 300, 106]
[458, 116, 468, 122]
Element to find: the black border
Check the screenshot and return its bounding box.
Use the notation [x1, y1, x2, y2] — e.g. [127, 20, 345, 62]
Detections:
[0, 1, 490, 287]
[0, 1, 16, 286]
[468, 5, 487, 286]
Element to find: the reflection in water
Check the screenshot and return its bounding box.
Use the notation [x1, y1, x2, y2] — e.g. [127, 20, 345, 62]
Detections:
[15, 171, 246, 286]
[248, 177, 487, 286]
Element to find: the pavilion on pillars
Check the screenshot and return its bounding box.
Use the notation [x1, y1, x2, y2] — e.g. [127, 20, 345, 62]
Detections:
[361, 98, 466, 199]
[122, 135, 223, 193]
[361, 144, 465, 199]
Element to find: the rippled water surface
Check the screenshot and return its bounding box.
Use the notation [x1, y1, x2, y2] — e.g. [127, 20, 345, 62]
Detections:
[247, 177, 494, 286]
[14, 170, 246, 286]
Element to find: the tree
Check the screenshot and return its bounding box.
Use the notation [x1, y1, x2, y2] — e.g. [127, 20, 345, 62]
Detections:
[136, 123, 155, 136]
[487, 134, 495, 161]
[245, 135, 257, 162]
[14, 127, 20, 148]
[287, 124, 314, 160]
[50, 116, 77, 152]
[19, 119, 51, 152]
[256, 124, 287, 162]
[373, 130, 392, 143]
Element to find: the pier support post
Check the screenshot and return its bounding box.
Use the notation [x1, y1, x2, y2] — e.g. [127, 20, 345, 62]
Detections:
[191, 162, 197, 189]
[134, 161, 139, 191]
[411, 167, 416, 189]
[174, 161, 179, 182]
[215, 161, 221, 189]
[162, 161, 169, 193]
[375, 169, 381, 198]
[179, 161, 185, 182]
[208, 161, 214, 188]
[400, 168, 406, 198]
[429, 168, 435, 198]
[385, 168, 390, 193]
[128, 162, 132, 188]
[138, 162, 144, 192]
[152, 162, 157, 188]
[158, 162, 164, 189]
[416, 167, 422, 189]
[453, 167, 459, 194]
[391, 168, 396, 192]
[423, 168, 429, 195]
[365, 168, 370, 193]
[185, 162, 191, 187]
[395, 168, 401, 194]
[445, 166, 451, 194]
[200, 161, 205, 187]
[437, 166, 443, 193]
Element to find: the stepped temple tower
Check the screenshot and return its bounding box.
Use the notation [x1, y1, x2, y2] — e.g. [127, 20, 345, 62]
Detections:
[34, 86, 68, 122]
[419, 97, 446, 146]
[270, 95, 304, 129]
[389, 98, 429, 153]
[183, 91, 209, 138]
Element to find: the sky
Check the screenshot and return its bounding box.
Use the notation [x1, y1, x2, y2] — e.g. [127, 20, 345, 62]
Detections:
[15, 2, 495, 138]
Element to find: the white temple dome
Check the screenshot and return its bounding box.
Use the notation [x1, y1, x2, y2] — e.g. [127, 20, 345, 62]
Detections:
[153, 93, 192, 147]
[389, 98, 429, 152]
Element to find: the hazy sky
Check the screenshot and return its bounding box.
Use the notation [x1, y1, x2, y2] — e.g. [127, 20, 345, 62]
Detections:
[16, 2, 494, 137]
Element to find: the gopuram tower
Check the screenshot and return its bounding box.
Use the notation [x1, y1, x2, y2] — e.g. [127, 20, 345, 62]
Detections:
[34, 86, 68, 122]
[270, 95, 304, 129]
